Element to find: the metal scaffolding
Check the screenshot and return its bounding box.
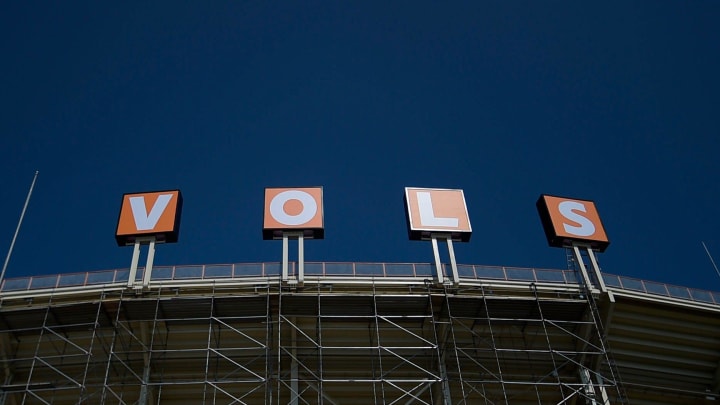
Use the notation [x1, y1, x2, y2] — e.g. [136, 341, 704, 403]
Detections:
[0, 264, 628, 405]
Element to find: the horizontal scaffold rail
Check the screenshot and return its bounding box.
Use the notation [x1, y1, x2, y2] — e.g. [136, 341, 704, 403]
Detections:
[1, 262, 719, 309]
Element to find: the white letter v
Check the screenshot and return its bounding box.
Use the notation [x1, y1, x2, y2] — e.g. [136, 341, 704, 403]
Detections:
[129, 194, 173, 231]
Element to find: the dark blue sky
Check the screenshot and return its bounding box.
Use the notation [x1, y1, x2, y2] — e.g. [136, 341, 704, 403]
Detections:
[1, 2, 719, 290]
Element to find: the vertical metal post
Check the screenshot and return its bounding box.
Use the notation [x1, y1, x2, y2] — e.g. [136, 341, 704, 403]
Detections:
[298, 233, 305, 285]
[282, 234, 290, 281]
[446, 237, 460, 285]
[128, 241, 141, 288]
[202, 291, 214, 404]
[101, 290, 124, 403]
[0, 334, 14, 405]
[139, 323, 152, 405]
[371, 285, 387, 404]
[430, 288, 453, 405]
[442, 286, 468, 403]
[77, 295, 104, 403]
[290, 318, 299, 405]
[480, 286, 509, 403]
[282, 232, 304, 284]
[579, 367, 598, 404]
[438, 351, 453, 404]
[139, 287, 162, 405]
[276, 287, 284, 403]
[431, 235, 444, 284]
[595, 374, 611, 405]
[572, 245, 594, 289]
[265, 284, 273, 405]
[316, 288, 323, 404]
[143, 238, 156, 287]
[22, 296, 52, 404]
[585, 247, 607, 293]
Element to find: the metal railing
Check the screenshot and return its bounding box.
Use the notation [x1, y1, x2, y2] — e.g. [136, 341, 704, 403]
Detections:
[2, 262, 718, 306]
[603, 273, 720, 305]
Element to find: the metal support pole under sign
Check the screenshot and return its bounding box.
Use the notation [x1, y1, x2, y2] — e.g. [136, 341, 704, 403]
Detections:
[142, 238, 156, 287]
[445, 237, 460, 285]
[127, 236, 157, 289]
[431, 235, 445, 284]
[572, 245, 595, 290]
[430, 234, 460, 285]
[585, 247, 607, 293]
[281, 232, 304, 285]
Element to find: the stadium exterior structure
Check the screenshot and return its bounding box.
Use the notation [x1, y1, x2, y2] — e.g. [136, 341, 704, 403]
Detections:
[0, 258, 719, 404]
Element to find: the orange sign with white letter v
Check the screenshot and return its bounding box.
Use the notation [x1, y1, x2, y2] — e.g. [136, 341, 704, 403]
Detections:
[116, 190, 182, 244]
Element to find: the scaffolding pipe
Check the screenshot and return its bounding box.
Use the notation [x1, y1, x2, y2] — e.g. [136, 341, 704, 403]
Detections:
[0, 270, 630, 404]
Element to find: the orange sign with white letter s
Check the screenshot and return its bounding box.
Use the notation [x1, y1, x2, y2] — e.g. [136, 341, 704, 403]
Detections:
[536, 194, 609, 251]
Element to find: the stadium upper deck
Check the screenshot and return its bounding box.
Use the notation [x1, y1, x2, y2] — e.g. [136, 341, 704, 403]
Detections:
[0, 261, 718, 404]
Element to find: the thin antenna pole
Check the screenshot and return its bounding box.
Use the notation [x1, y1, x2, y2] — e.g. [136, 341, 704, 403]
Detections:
[0, 171, 39, 286]
[702, 241, 720, 281]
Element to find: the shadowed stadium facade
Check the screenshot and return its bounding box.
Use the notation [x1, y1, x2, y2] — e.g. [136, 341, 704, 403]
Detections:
[0, 260, 719, 405]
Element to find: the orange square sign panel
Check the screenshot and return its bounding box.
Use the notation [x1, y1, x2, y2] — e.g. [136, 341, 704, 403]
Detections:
[115, 190, 183, 245]
[536, 194, 609, 251]
[404, 187, 472, 241]
[263, 187, 324, 239]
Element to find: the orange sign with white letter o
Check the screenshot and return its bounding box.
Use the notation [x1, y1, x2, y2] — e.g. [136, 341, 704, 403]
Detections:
[263, 187, 324, 239]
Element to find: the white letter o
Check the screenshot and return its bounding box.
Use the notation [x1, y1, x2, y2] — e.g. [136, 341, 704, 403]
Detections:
[269, 190, 317, 226]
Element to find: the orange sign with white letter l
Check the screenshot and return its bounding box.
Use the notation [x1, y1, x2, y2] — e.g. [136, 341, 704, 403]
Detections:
[404, 187, 472, 241]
